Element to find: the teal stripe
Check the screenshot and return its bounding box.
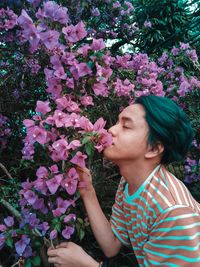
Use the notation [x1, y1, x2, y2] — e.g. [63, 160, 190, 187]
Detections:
[111, 226, 130, 246]
[148, 259, 179, 267]
[144, 247, 200, 262]
[154, 175, 169, 191]
[151, 232, 200, 241]
[153, 213, 199, 228]
[148, 241, 200, 251]
[152, 222, 200, 233]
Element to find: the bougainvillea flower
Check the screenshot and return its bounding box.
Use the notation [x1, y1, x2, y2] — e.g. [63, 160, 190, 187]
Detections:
[46, 174, 63, 194]
[0, 225, 7, 232]
[63, 214, 76, 223]
[32, 126, 49, 145]
[35, 100, 51, 115]
[51, 139, 69, 161]
[15, 235, 30, 256]
[50, 229, 57, 240]
[70, 62, 92, 80]
[23, 119, 35, 128]
[52, 197, 71, 217]
[62, 21, 87, 43]
[40, 30, 60, 50]
[67, 140, 82, 150]
[91, 38, 105, 51]
[70, 151, 87, 168]
[0, 234, 6, 249]
[62, 226, 75, 239]
[36, 166, 48, 179]
[34, 178, 48, 195]
[80, 95, 94, 107]
[23, 190, 38, 205]
[92, 82, 109, 97]
[49, 164, 59, 173]
[4, 216, 14, 227]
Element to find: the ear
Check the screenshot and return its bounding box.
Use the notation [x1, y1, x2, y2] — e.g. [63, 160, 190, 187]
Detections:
[145, 142, 164, 159]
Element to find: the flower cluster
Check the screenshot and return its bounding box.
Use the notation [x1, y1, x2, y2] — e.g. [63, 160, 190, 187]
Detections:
[0, 114, 11, 151]
[0, 8, 17, 30]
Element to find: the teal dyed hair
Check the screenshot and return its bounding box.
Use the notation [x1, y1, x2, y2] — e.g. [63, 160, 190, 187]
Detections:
[135, 95, 194, 164]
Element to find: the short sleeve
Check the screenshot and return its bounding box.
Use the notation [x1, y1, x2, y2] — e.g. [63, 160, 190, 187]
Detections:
[143, 205, 200, 266]
[110, 177, 131, 246]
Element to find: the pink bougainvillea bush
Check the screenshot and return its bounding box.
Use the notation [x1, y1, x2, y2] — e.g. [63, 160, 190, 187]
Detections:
[0, 1, 199, 265]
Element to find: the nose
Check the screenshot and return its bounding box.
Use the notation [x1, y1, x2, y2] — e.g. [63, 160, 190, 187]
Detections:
[108, 124, 117, 136]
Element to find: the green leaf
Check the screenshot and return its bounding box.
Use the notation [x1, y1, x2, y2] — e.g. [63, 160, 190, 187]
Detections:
[85, 143, 94, 157]
[25, 259, 32, 267]
[82, 136, 90, 145]
[32, 256, 41, 266]
[6, 237, 13, 248]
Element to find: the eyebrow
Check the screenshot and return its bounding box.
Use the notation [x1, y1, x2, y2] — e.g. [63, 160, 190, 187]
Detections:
[118, 115, 134, 124]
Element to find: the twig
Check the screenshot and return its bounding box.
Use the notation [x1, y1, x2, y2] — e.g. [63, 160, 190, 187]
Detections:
[0, 163, 13, 179]
[0, 199, 22, 222]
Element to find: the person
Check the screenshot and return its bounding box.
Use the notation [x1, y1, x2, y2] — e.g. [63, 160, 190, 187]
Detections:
[48, 95, 200, 267]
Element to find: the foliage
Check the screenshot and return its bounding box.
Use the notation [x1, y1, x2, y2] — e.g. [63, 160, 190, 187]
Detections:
[0, 1, 199, 266]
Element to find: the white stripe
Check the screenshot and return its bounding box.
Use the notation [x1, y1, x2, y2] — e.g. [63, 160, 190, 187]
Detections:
[166, 172, 182, 204]
[175, 178, 189, 206]
[150, 183, 172, 207]
[181, 182, 195, 209]
[154, 175, 169, 191]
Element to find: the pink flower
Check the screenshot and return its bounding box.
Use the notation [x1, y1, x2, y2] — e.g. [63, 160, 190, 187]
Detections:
[40, 30, 60, 50]
[79, 117, 93, 132]
[70, 63, 92, 80]
[81, 95, 94, 107]
[23, 119, 35, 128]
[62, 168, 79, 195]
[50, 229, 57, 240]
[56, 96, 80, 113]
[92, 82, 109, 97]
[52, 197, 71, 217]
[70, 151, 87, 168]
[46, 174, 63, 194]
[23, 190, 38, 205]
[62, 21, 87, 43]
[36, 166, 48, 179]
[54, 66, 67, 80]
[91, 38, 105, 51]
[67, 140, 82, 150]
[51, 138, 69, 161]
[35, 101, 51, 115]
[32, 126, 49, 145]
[63, 214, 76, 223]
[95, 130, 113, 152]
[62, 226, 74, 239]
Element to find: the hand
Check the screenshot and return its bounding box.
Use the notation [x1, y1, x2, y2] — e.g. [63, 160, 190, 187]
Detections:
[47, 242, 99, 267]
[77, 166, 94, 198]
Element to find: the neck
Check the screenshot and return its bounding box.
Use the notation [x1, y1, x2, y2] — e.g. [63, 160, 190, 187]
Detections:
[118, 161, 160, 195]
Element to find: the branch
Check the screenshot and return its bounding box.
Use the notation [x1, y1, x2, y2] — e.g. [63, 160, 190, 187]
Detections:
[0, 163, 13, 179]
[0, 199, 22, 221]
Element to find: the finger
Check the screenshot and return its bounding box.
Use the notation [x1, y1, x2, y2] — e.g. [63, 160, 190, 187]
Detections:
[47, 249, 58, 257]
[56, 242, 68, 248]
[78, 181, 86, 188]
[48, 256, 58, 264]
[54, 264, 59, 267]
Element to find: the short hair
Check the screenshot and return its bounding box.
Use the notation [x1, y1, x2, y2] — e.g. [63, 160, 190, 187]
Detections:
[135, 95, 194, 164]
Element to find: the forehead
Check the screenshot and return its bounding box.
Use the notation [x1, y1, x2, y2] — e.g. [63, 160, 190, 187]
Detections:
[119, 104, 146, 121]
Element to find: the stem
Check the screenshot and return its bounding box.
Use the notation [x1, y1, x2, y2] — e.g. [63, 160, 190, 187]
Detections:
[0, 199, 22, 222]
[0, 163, 13, 179]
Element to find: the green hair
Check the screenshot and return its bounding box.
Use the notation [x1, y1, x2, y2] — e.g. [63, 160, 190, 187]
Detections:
[135, 95, 194, 164]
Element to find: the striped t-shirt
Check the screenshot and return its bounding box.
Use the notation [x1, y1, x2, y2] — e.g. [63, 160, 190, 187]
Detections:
[110, 165, 200, 266]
